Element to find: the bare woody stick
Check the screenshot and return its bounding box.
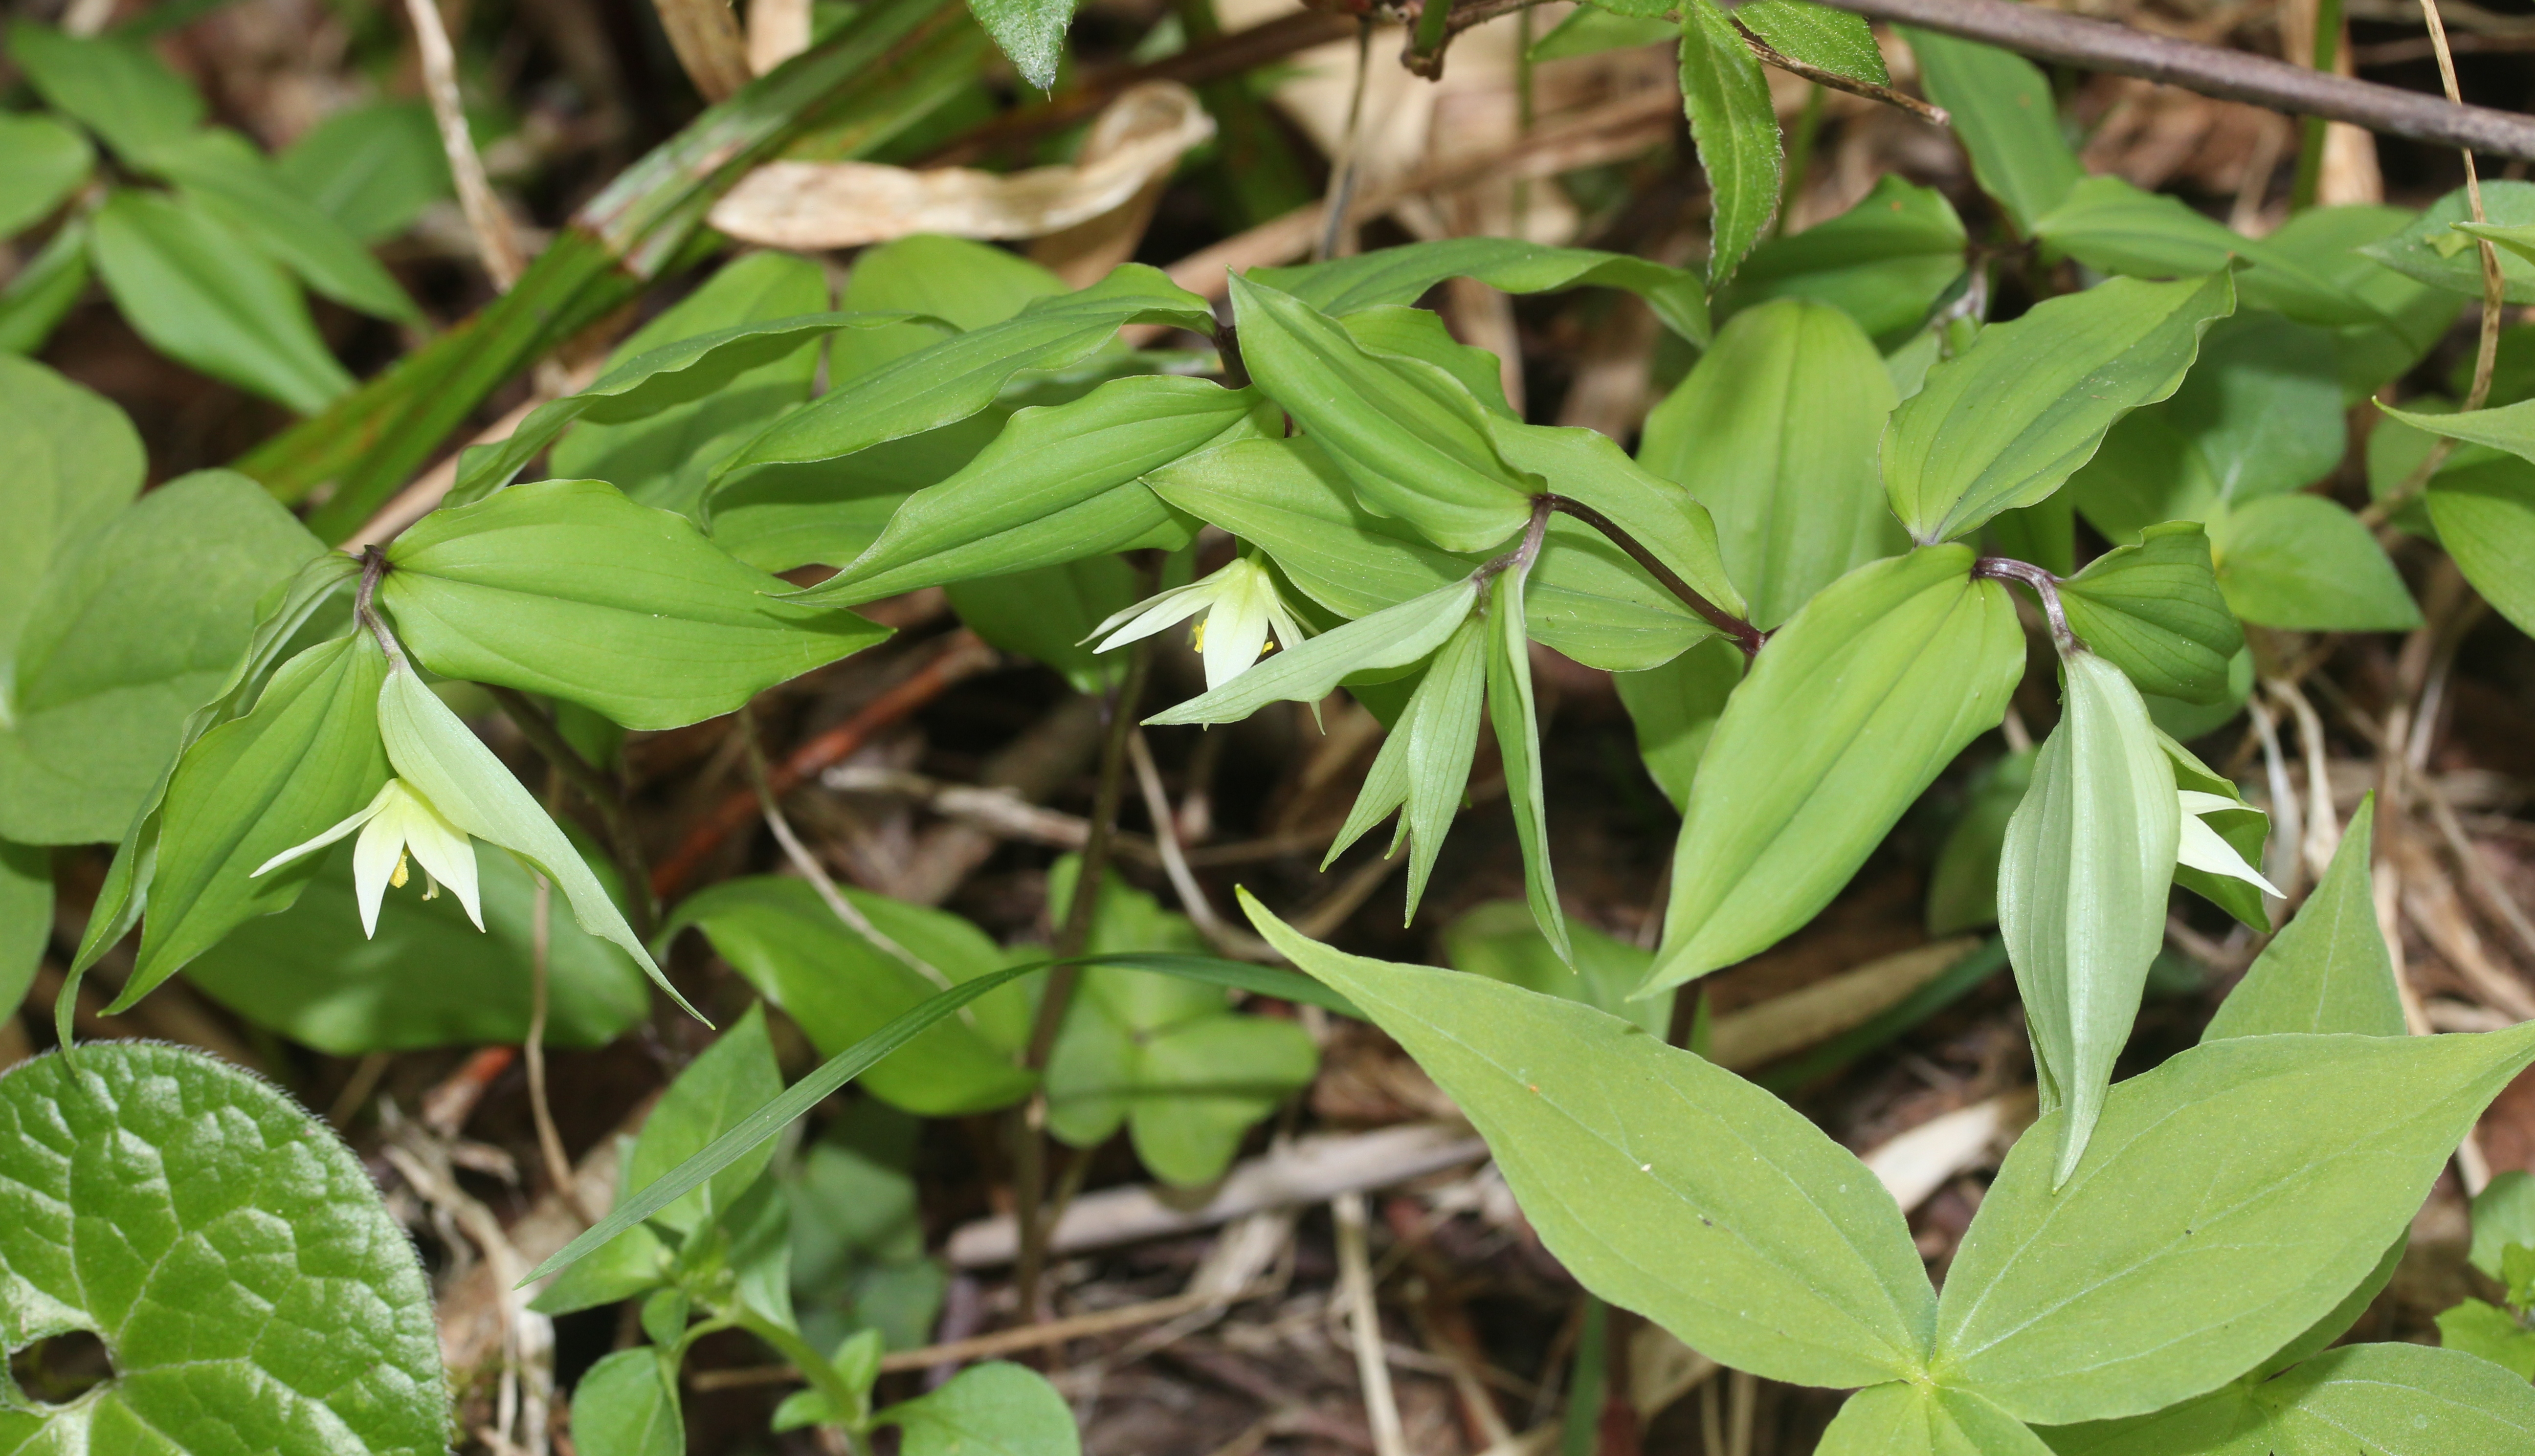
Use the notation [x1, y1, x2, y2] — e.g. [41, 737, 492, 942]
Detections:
[1788, 0, 2535, 160]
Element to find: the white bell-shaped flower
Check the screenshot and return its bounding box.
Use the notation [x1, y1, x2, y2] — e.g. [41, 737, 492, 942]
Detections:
[1086, 554, 1309, 691]
[252, 777, 484, 937]
[2176, 789, 2284, 897]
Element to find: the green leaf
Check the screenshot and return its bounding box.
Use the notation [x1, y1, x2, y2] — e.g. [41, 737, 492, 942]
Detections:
[119, 632, 390, 1007]
[88, 189, 353, 414]
[1651, 546, 2024, 991]
[876, 1361, 1081, 1456]
[0, 468, 322, 845]
[664, 876, 1036, 1117]
[1679, 0, 1782, 285]
[2470, 1170, 2535, 1280]
[1736, 0, 1888, 84]
[0, 1042, 446, 1454]
[1818, 1382, 2053, 1456]
[1245, 893, 1938, 1388]
[2437, 1300, 2535, 1380]
[1228, 274, 1534, 552]
[1927, 749, 2033, 936]
[945, 555, 1138, 694]
[2032, 176, 2379, 329]
[5, 21, 204, 160]
[628, 1003, 783, 1236]
[720, 264, 1215, 479]
[828, 233, 1067, 383]
[0, 355, 141, 681]
[2057, 521, 2243, 704]
[1249, 236, 1710, 342]
[1148, 579, 1480, 728]
[380, 478, 889, 730]
[2204, 795, 2403, 1041]
[376, 658, 686, 1010]
[2360, 180, 2535, 305]
[455, 310, 924, 504]
[550, 250, 829, 518]
[1614, 638, 1742, 812]
[1488, 560, 1567, 960]
[1444, 899, 1669, 1036]
[2044, 1342, 2535, 1455]
[2069, 312, 2348, 544]
[569, 1348, 685, 1456]
[143, 128, 419, 323]
[784, 1103, 943, 1353]
[1486, 420, 1749, 629]
[2000, 650, 2180, 1185]
[0, 113, 93, 237]
[1901, 29, 2082, 235]
[1725, 175, 1968, 348]
[184, 826, 648, 1054]
[965, 0, 1071, 91]
[1326, 615, 1492, 919]
[1934, 1022, 2535, 1424]
[1640, 297, 1906, 629]
[0, 839, 47, 1015]
[0, 218, 92, 356]
[800, 375, 1253, 603]
[2210, 492, 2420, 631]
[2429, 453, 2535, 637]
[274, 100, 451, 243]
[1885, 272, 2235, 544]
[1529, 7, 1678, 62]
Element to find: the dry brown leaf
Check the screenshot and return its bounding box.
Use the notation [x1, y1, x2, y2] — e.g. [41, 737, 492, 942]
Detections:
[709, 82, 1216, 248]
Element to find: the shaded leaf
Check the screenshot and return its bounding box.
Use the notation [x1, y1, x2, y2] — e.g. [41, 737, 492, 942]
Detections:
[630, 1004, 783, 1237]
[145, 129, 419, 322]
[1903, 29, 2081, 234]
[2032, 176, 2379, 328]
[1725, 175, 1967, 347]
[1444, 899, 1669, 1036]
[0, 840, 46, 1016]
[876, 1361, 1080, 1456]
[2360, 180, 2535, 304]
[1926, 749, 2033, 936]
[274, 99, 451, 243]
[2211, 493, 2420, 631]
[0, 113, 93, 237]
[0, 218, 92, 355]
[570, 1348, 684, 1456]
[2204, 795, 2403, 1041]
[5, 21, 203, 159]
[1614, 638, 1742, 812]
[1250, 235, 1709, 341]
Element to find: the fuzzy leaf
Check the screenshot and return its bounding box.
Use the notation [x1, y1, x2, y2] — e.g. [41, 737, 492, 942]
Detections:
[1680, 0, 1782, 284]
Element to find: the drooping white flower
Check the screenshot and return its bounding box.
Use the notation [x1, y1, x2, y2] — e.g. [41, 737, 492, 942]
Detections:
[2176, 789, 2283, 897]
[1085, 555, 1309, 691]
[252, 777, 484, 937]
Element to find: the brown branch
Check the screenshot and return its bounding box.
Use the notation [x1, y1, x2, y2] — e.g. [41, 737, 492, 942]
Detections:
[1542, 496, 1766, 658]
[648, 630, 1000, 899]
[1790, 0, 2535, 159]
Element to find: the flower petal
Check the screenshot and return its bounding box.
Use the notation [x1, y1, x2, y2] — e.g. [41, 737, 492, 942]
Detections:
[398, 790, 484, 931]
[351, 799, 410, 938]
[251, 779, 398, 878]
[1200, 594, 1274, 691]
[2177, 790, 2242, 818]
[2177, 811, 2283, 897]
[1085, 578, 1219, 650]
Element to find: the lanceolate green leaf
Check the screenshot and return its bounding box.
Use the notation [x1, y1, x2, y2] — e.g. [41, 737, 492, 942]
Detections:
[376, 660, 687, 1013]
[119, 632, 389, 1009]
[1933, 1022, 2535, 1425]
[719, 264, 1216, 478]
[0, 1043, 447, 1455]
[2202, 795, 2403, 1041]
[1726, 176, 1967, 347]
[799, 376, 1258, 604]
[0, 219, 92, 355]
[1229, 274, 1534, 552]
[1245, 894, 1937, 1390]
[1250, 236, 1709, 342]
[5, 21, 203, 159]
[0, 469, 322, 845]
[380, 479, 888, 730]
[1640, 297, 1905, 629]
[629, 1003, 784, 1236]
[1651, 547, 2024, 992]
[1679, 0, 1782, 285]
[0, 113, 93, 237]
[1148, 580, 1480, 727]
[2427, 458, 2535, 636]
[967, 0, 1072, 91]
[1615, 639, 1742, 812]
[1884, 271, 2235, 544]
[1735, 0, 1888, 85]
[2031, 176, 2378, 329]
[570, 1348, 684, 1456]
[1901, 30, 2082, 236]
[88, 189, 354, 414]
[2000, 650, 2179, 1185]
[143, 129, 420, 324]
[2360, 181, 2535, 304]
[2210, 493, 2420, 631]
[454, 310, 929, 503]
[1488, 563, 1568, 961]
[2056, 521, 2242, 705]
[1393, 616, 1491, 918]
[0, 356, 141, 682]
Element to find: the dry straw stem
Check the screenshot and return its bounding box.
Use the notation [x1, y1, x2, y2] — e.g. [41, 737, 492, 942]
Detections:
[402, 0, 527, 287]
[653, 0, 756, 101]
